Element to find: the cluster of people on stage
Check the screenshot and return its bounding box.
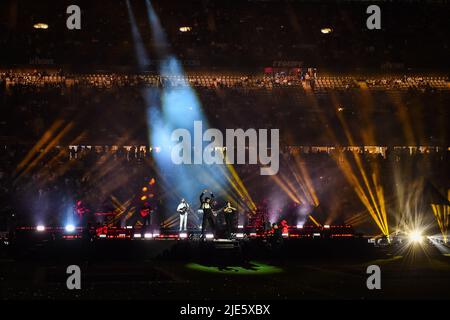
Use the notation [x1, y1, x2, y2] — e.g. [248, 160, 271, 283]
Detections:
[175, 190, 295, 243]
[176, 189, 237, 239]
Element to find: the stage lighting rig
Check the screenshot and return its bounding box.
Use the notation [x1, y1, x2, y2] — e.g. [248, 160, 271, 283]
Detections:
[408, 230, 423, 244]
[65, 224, 75, 232]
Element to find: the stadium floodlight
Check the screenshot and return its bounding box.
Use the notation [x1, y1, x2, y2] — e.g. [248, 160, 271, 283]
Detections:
[65, 224, 75, 232]
[179, 26, 192, 32]
[33, 23, 49, 30]
[36, 225, 45, 232]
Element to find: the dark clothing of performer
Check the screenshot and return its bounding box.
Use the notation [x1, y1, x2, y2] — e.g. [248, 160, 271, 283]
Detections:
[200, 191, 215, 236]
[140, 201, 153, 230]
[223, 204, 237, 238]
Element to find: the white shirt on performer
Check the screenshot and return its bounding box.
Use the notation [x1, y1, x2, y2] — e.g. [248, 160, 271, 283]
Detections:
[177, 202, 189, 212]
[177, 201, 189, 231]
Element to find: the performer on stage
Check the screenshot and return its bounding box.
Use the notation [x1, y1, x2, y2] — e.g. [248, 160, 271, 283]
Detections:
[223, 201, 237, 238]
[140, 201, 152, 227]
[177, 198, 190, 232]
[200, 189, 215, 237]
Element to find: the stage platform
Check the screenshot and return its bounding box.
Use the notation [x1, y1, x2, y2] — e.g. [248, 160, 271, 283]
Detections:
[6, 225, 377, 261]
[13, 224, 356, 241]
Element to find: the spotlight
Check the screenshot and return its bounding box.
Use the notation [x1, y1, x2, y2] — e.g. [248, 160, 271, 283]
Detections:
[408, 230, 423, 244]
[179, 232, 188, 239]
[282, 233, 289, 238]
[134, 233, 141, 238]
[297, 224, 304, 229]
[236, 233, 244, 239]
[144, 233, 153, 239]
[205, 233, 214, 239]
[99, 234, 107, 238]
[238, 225, 244, 229]
[321, 27, 333, 34]
[36, 225, 45, 232]
[65, 224, 75, 232]
[126, 225, 133, 229]
[33, 22, 49, 30]
[179, 26, 192, 32]
[324, 225, 331, 229]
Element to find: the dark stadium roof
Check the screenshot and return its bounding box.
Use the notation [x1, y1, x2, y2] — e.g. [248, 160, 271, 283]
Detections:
[0, 0, 449, 71]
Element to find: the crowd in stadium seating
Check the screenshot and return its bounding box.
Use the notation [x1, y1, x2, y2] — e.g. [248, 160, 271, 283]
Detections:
[1, 70, 447, 90]
[1, 140, 448, 232]
[0, 68, 448, 233]
[1, 70, 448, 147]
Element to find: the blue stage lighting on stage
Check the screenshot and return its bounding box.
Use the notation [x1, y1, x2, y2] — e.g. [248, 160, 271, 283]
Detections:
[65, 224, 75, 232]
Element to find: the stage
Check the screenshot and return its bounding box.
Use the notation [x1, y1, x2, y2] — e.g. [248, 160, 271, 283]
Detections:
[7, 224, 378, 262]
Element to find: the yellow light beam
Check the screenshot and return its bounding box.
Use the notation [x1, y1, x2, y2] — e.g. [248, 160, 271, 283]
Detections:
[308, 215, 321, 227]
[16, 119, 65, 172]
[15, 122, 74, 181]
